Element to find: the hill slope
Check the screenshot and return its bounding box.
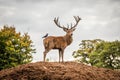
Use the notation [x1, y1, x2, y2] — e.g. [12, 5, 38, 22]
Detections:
[0, 62, 120, 80]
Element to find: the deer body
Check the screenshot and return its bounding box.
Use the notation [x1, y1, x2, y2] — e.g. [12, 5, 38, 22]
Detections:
[43, 16, 81, 62]
[44, 35, 72, 49]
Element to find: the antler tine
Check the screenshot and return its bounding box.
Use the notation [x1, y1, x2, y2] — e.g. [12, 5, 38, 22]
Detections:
[67, 24, 69, 29]
[74, 16, 77, 22]
[55, 17, 59, 24]
[54, 17, 66, 29]
[70, 23, 73, 29]
[74, 16, 81, 22]
[56, 17, 59, 22]
[71, 16, 81, 29]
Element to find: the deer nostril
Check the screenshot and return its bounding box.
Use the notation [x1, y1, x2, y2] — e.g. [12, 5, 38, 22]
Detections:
[71, 33, 73, 36]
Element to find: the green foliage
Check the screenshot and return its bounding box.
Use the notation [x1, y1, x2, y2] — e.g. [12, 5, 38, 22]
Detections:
[73, 39, 120, 69]
[0, 25, 36, 70]
[73, 39, 103, 63]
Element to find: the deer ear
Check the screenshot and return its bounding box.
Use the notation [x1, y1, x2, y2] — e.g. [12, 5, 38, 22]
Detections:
[63, 28, 68, 32]
[72, 28, 76, 31]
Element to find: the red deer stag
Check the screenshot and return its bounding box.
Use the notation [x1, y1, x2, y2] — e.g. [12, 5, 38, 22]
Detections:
[43, 16, 81, 62]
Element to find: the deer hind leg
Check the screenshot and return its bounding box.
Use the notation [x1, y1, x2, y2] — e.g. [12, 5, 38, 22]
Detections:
[61, 50, 64, 62]
[43, 49, 50, 62]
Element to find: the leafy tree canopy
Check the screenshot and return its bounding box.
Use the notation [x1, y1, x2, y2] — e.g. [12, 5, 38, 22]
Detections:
[0, 25, 36, 70]
[73, 39, 120, 69]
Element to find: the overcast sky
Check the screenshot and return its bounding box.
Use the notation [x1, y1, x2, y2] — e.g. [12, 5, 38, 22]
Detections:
[0, 0, 120, 62]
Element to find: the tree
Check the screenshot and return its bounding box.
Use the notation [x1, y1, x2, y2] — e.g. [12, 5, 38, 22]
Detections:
[89, 40, 120, 69]
[73, 39, 103, 63]
[0, 25, 36, 70]
[73, 39, 120, 69]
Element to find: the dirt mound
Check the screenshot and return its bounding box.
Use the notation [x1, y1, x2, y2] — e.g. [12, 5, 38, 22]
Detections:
[0, 62, 120, 80]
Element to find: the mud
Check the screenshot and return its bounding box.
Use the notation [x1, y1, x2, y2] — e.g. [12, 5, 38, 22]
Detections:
[0, 62, 120, 80]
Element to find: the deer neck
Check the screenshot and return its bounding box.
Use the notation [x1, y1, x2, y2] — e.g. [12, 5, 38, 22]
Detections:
[64, 34, 73, 45]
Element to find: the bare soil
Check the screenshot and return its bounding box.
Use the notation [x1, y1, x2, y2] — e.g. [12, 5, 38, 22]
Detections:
[0, 62, 120, 80]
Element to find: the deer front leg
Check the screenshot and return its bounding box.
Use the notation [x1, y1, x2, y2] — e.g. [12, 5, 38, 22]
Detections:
[59, 49, 62, 62]
[61, 50, 64, 62]
[43, 51, 47, 62]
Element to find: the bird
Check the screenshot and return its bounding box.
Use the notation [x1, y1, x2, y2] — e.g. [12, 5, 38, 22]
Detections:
[42, 33, 48, 38]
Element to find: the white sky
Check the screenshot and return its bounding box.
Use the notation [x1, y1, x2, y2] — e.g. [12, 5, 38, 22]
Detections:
[0, 0, 120, 62]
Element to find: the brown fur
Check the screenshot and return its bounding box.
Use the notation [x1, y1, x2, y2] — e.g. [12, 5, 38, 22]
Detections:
[43, 16, 81, 62]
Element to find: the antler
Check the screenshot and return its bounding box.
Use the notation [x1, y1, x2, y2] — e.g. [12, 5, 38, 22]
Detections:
[70, 16, 81, 29]
[54, 16, 81, 30]
[54, 17, 67, 29]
